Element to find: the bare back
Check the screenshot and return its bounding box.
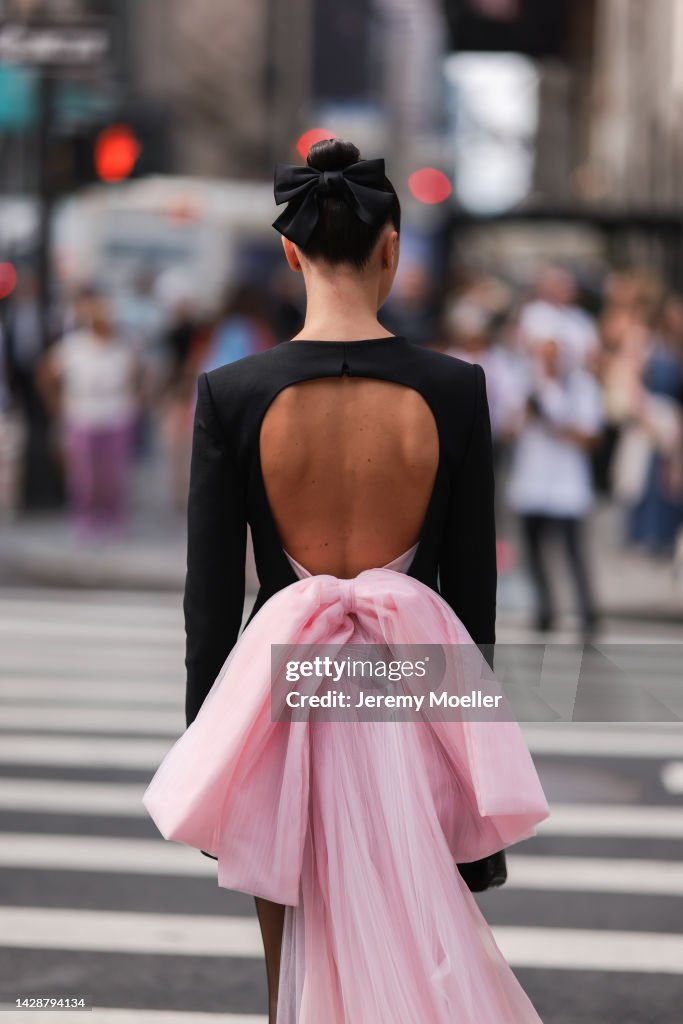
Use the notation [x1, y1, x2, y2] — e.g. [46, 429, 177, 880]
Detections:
[259, 375, 439, 578]
[184, 337, 497, 727]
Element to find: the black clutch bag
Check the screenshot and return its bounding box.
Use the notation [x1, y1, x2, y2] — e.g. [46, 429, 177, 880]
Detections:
[457, 850, 507, 892]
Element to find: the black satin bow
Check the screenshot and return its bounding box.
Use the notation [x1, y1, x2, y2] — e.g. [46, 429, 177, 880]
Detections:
[272, 158, 396, 248]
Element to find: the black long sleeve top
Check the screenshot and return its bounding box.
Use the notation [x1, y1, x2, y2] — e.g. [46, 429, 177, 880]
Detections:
[183, 336, 497, 730]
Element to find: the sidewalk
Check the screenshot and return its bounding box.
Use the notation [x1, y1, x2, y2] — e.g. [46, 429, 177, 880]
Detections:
[0, 444, 255, 594]
[0, 464, 681, 624]
[498, 500, 683, 626]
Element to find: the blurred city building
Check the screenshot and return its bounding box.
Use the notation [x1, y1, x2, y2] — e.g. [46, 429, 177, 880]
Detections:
[1, 0, 683, 566]
[586, 0, 683, 212]
[5, 0, 683, 296]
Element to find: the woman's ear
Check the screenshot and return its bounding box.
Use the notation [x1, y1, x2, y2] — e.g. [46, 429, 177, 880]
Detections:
[282, 236, 302, 273]
[380, 230, 399, 271]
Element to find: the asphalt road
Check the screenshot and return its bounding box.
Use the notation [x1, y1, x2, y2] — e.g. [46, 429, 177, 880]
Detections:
[0, 586, 681, 1024]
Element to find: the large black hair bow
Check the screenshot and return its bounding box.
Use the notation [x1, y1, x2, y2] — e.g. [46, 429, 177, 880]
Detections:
[272, 158, 395, 248]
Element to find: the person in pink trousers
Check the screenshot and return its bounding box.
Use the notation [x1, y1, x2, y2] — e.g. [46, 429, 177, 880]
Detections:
[39, 291, 143, 539]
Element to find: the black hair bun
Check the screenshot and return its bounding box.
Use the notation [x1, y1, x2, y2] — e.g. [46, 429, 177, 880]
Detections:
[306, 138, 360, 172]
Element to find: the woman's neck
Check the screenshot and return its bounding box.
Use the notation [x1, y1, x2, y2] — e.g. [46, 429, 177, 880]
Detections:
[292, 266, 392, 341]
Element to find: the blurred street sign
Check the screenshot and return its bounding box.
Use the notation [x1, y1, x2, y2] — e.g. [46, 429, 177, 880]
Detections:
[0, 63, 36, 128]
[0, 19, 113, 70]
[55, 79, 119, 126]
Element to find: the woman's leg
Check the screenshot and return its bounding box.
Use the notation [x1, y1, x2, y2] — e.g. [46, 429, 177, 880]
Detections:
[558, 515, 599, 634]
[63, 422, 97, 536]
[95, 419, 134, 532]
[520, 513, 555, 630]
[254, 896, 285, 1024]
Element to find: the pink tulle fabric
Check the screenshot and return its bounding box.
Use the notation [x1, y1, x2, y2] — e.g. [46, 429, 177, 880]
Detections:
[143, 546, 549, 1023]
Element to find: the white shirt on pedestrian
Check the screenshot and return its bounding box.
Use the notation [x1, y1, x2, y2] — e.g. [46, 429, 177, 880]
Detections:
[507, 368, 604, 517]
[52, 329, 137, 429]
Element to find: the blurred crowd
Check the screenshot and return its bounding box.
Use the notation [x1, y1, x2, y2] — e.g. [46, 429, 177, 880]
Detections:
[0, 271, 283, 536]
[1, 258, 682, 634]
[434, 264, 683, 634]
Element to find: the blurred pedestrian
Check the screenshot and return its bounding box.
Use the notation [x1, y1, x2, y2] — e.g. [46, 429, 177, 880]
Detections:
[158, 299, 205, 513]
[613, 292, 683, 556]
[4, 268, 63, 508]
[4, 269, 42, 414]
[596, 269, 661, 495]
[37, 292, 143, 540]
[199, 282, 277, 374]
[381, 262, 440, 346]
[518, 264, 600, 371]
[0, 317, 24, 520]
[443, 297, 528, 456]
[507, 336, 604, 637]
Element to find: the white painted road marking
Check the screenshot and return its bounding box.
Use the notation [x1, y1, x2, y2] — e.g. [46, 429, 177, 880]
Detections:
[1, 834, 683, 897]
[2, 779, 683, 841]
[661, 761, 683, 794]
[0, 907, 681, 974]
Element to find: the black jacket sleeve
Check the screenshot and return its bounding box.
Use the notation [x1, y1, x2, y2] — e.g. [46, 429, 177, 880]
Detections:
[183, 371, 247, 728]
[438, 362, 497, 669]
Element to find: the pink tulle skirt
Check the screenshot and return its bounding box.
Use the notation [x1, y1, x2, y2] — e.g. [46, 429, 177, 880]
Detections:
[143, 565, 549, 1022]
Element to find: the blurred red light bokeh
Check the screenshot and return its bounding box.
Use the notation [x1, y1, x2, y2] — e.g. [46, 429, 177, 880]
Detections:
[95, 124, 142, 183]
[0, 263, 17, 300]
[408, 168, 452, 204]
[296, 128, 337, 160]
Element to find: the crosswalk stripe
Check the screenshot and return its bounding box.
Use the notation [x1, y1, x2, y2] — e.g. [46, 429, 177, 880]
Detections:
[0, 906, 680, 974]
[1, 728, 683, 768]
[508, 855, 683, 895]
[537, 803, 683, 838]
[521, 725, 683, 758]
[0, 651, 181, 674]
[0, 681, 181, 702]
[0, 618, 182, 644]
[0, 778, 148, 815]
[0, 735, 172, 767]
[0, 834, 216, 876]
[661, 762, 683, 794]
[2, 780, 683, 841]
[0, 594, 181, 620]
[494, 926, 683, 974]
[3, 703, 683, 752]
[0, 706, 183, 734]
[1, 834, 682, 897]
[0, 906, 263, 956]
[0, 1010, 266, 1024]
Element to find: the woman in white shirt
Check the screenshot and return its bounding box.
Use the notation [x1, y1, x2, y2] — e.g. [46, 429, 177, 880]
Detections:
[507, 337, 604, 636]
[39, 293, 142, 539]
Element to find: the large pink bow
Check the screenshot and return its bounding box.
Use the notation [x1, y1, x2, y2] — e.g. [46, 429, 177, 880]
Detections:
[142, 569, 549, 905]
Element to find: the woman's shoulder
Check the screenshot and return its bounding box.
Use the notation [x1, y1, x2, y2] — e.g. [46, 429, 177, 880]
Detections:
[410, 344, 482, 380]
[201, 345, 292, 440]
[205, 338, 478, 380]
[202, 340, 483, 436]
[402, 345, 484, 416]
[204, 342, 288, 392]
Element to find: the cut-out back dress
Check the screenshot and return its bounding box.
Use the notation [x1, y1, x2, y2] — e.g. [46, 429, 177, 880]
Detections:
[143, 335, 549, 1022]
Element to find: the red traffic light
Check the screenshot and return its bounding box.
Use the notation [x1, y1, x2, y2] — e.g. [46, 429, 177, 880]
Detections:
[94, 123, 141, 182]
[0, 263, 17, 300]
